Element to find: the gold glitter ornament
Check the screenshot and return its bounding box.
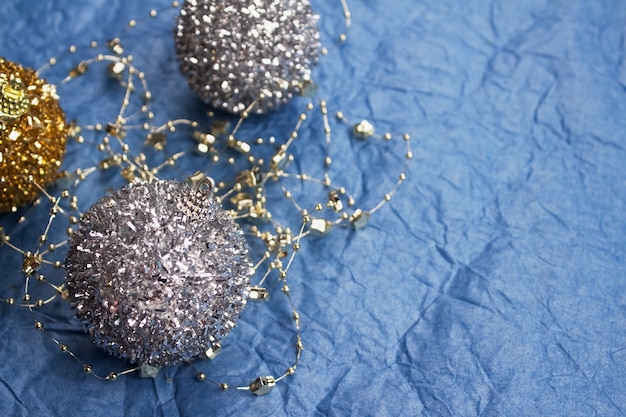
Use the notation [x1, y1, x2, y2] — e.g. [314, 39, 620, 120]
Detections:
[0, 57, 68, 212]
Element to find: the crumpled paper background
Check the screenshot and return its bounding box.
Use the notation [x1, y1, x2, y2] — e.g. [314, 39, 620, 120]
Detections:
[1, 1, 625, 416]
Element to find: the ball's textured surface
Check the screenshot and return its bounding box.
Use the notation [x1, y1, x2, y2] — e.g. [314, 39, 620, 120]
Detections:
[65, 180, 252, 367]
[0, 57, 68, 212]
[175, 0, 320, 114]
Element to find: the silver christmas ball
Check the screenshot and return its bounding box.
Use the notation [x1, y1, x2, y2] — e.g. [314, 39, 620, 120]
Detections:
[174, 0, 320, 114]
[65, 179, 252, 367]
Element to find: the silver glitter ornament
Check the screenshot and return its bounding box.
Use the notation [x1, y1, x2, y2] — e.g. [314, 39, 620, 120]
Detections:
[65, 179, 252, 367]
[175, 0, 320, 114]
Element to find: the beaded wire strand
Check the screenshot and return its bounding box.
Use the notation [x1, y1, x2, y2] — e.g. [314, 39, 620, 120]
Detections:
[0, 0, 411, 395]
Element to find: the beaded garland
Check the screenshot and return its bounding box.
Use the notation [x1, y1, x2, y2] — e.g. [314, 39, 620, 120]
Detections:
[0, 1, 412, 396]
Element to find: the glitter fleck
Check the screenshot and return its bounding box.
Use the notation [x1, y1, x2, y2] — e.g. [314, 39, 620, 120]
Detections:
[65, 180, 252, 367]
[174, 0, 320, 114]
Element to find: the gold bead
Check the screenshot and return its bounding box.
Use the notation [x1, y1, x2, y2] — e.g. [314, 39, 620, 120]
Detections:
[249, 376, 276, 396]
[350, 209, 370, 229]
[310, 218, 332, 236]
[353, 120, 375, 139]
[22, 252, 43, 275]
[107, 38, 124, 55]
[248, 286, 270, 302]
[69, 61, 88, 77]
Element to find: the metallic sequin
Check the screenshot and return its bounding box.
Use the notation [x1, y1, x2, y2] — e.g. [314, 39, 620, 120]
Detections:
[174, 0, 320, 114]
[0, 58, 68, 212]
[65, 180, 252, 367]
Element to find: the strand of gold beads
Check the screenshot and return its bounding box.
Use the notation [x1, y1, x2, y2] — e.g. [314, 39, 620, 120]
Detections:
[172, 96, 412, 393]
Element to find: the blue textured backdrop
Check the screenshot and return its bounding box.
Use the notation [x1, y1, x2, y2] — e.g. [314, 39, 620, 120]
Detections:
[1, 1, 625, 416]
